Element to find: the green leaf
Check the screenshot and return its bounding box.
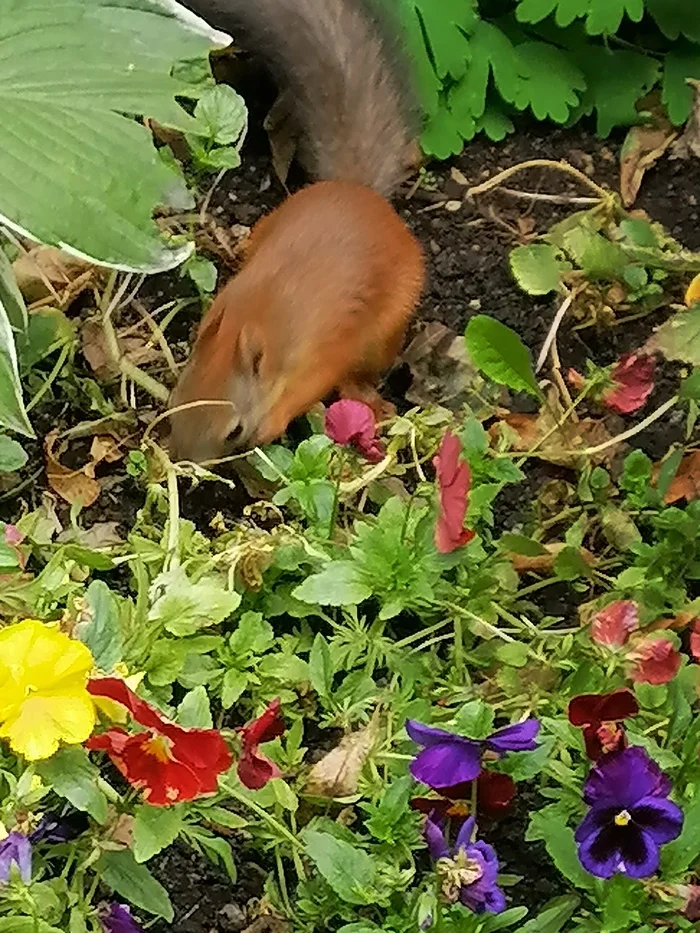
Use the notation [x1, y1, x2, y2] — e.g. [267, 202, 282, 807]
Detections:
[309, 633, 333, 697]
[647, 0, 700, 43]
[527, 811, 594, 890]
[229, 611, 275, 657]
[0, 921, 63, 933]
[293, 561, 372, 607]
[221, 668, 249, 708]
[516, 895, 580, 933]
[652, 306, 700, 365]
[510, 244, 569, 295]
[184, 254, 218, 293]
[680, 367, 700, 400]
[303, 830, 379, 905]
[133, 804, 184, 863]
[75, 580, 123, 672]
[36, 747, 108, 824]
[573, 47, 660, 137]
[516, 0, 643, 33]
[0, 294, 33, 436]
[454, 699, 495, 739]
[186, 827, 237, 882]
[554, 546, 593, 581]
[663, 45, 700, 125]
[562, 227, 628, 280]
[660, 794, 700, 875]
[149, 566, 241, 637]
[496, 642, 530, 667]
[0, 435, 27, 472]
[0, 0, 218, 271]
[97, 849, 173, 920]
[0, 244, 27, 334]
[448, 21, 520, 127]
[191, 85, 247, 145]
[465, 315, 541, 398]
[481, 907, 529, 931]
[178, 685, 213, 728]
[499, 533, 548, 556]
[511, 41, 585, 122]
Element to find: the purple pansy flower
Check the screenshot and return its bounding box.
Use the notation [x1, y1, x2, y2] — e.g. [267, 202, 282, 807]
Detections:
[425, 815, 505, 914]
[406, 718, 540, 790]
[575, 746, 683, 879]
[101, 904, 143, 933]
[0, 833, 31, 884]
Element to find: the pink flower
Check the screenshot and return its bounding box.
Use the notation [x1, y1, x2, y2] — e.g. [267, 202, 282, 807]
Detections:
[628, 638, 682, 685]
[4, 525, 23, 547]
[690, 620, 700, 662]
[591, 601, 639, 648]
[433, 431, 475, 554]
[602, 354, 655, 415]
[325, 400, 385, 464]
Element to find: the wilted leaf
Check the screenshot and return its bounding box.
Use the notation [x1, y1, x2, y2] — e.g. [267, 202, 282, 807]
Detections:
[264, 90, 301, 187]
[600, 505, 642, 548]
[44, 430, 101, 507]
[305, 725, 377, 798]
[508, 542, 596, 574]
[619, 121, 676, 207]
[662, 450, 700, 503]
[648, 305, 700, 364]
[13, 246, 94, 304]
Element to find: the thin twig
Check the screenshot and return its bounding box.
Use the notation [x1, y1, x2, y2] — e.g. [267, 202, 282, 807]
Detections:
[536, 292, 573, 373]
[467, 159, 609, 201]
[131, 299, 179, 376]
[498, 187, 601, 205]
[573, 395, 679, 457]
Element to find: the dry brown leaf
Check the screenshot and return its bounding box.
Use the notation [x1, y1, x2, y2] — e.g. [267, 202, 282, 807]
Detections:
[80, 320, 160, 380]
[672, 80, 700, 161]
[620, 121, 676, 207]
[44, 431, 101, 508]
[662, 450, 700, 503]
[57, 522, 124, 549]
[305, 724, 377, 798]
[264, 90, 300, 188]
[89, 435, 123, 466]
[13, 246, 94, 303]
[509, 542, 596, 573]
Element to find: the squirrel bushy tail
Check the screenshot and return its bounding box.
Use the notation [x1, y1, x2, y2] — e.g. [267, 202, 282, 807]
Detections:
[183, 0, 416, 197]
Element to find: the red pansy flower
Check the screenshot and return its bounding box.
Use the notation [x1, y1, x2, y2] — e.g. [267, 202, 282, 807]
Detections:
[628, 638, 682, 685]
[602, 353, 655, 415]
[568, 689, 639, 760]
[590, 600, 639, 648]
[325, 400, 385, 463]
[238, 699, 285, 790]
[87, 678, 231, 806]
[433, 431, 475, 554]
[690, 620, 700, 662]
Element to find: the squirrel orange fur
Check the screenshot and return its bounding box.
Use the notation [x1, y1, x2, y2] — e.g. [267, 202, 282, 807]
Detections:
[169, 0, 425, 462]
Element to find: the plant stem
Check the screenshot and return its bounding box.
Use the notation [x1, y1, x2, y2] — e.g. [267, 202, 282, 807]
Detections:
[467, 158, 609, 200]
[26, 342, 71, 412]
[328, 449, 346, 539]
[574, 395, 679, 457]
[219, 781, 304, 853]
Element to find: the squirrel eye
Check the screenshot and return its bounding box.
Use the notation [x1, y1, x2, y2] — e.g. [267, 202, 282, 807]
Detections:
[227, 424, 244, 444]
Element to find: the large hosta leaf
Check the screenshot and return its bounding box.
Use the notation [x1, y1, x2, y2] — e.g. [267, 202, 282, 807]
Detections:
[0, 0, 223, 272]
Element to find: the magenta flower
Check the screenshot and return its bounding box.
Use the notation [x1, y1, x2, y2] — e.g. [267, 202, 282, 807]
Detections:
[575, 747, 683, 879]
[406, 718, 540, 790]
[425, 815, 505, 914]
[101, 904, 142, 933]
[0, 833, 31, 884]
[602, 353, 655, 415]
[324, 400, 385, 463]
[434, 431, 475, 554]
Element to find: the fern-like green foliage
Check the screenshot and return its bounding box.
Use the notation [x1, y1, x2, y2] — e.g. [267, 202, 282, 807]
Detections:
[387, 0, 700, 157]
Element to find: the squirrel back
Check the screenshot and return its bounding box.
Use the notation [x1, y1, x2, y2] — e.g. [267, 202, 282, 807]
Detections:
[182, 0, 416, 196]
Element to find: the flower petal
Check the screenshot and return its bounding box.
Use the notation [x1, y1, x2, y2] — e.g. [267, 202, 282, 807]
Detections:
[577, 823, 623, 879]
[629, 638, 682, 685]
[568, 690, 639, 727]
[2, 692, 95, 761]
[241, 699, 285, 748]
[619, 827, 660, 878]
[602, 353, 655, 415]
[101, 903, 143, 933]
[410, 742, 481, 789]
[424, 814, 450, 860]
[433, 431, 473, 554]
[477, 771, 517, 816]
[632, 796, 684, 844]
[591, 600, 638, 648]
[583, 747, 664, 809]
[454, 816, 477, 851]
[0, 833, 31, 884]
[488, 719, 540, 752]
[238, 748, 280, 790]
[406, 719, 475, 750]
[325, 400, 385, 463]
[88, 678, 168, 732]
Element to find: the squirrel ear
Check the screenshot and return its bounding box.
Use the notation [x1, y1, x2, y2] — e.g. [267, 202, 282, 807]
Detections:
[195, 292, 227, 345]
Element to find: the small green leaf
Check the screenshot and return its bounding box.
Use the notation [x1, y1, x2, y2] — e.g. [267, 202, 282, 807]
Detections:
[454, 699, 495, 739]
[98, 849, 173, 920]
[499, 533, 548, 557]
[36, 747, 108, 824]
[133, 804, 184, 863]
[191, 85, 247, 145]
[75, 580, 123, 672]
[149, 566, 241, 637]
[0, 434, 27, 472]
[663, 45, 700, 125]
[652, 306, 700, 365]
[562, 227, 628, 280]
[465, 315, 541, 398]
[496, 642, 530, 667]
[309, 633, 333, 697]
[510, 244, 569, 295]
[177, 685, 213, 728]
[516, 895, 580, 933]
[221, 668, 249, 708]
[554, 546, 592, 581]
[293, 561, 372, 607]
[303, 830, 378, 905]
[0, 921, 63, 933]
[527, 810, 594, 890]
[660, 794, 700, 875]
[184, 254, 217, 293]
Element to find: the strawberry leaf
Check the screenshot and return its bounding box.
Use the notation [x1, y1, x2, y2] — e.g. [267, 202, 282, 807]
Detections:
[663, 44, 700, 126]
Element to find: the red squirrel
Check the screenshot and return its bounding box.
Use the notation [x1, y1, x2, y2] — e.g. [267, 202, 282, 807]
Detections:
[169, 0, 425, 462]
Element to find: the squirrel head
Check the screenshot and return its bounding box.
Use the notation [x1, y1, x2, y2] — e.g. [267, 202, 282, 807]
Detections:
[168, 289, 286, 463]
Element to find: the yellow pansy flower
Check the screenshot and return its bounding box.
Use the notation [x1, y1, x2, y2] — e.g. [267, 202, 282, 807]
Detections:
[0, 619, 96, 761]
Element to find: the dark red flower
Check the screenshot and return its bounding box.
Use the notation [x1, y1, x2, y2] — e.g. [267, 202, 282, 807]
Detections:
[238, 699, 285, 790]
[410, 771, 516, 820]
[590, 600, 638, 648]
[325, 400, 385, 463]
[602, 353, 655, 415]
[568, 690, 639, 760]
[628, 638, 682, 685]
[477, 771, 517, 817]
[86, 678, 231, 806]
[434, 431, 475, 554]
